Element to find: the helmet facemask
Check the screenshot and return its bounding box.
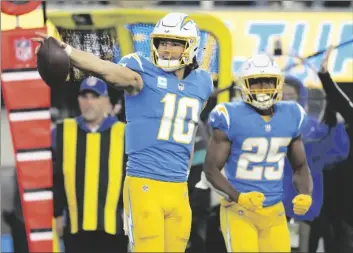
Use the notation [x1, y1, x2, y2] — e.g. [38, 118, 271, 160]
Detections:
[151, 35, 198, 72]
[239, 75, 284, 110]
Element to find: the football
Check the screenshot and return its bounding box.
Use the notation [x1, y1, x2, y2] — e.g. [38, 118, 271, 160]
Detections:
[36, 37, 70, 88]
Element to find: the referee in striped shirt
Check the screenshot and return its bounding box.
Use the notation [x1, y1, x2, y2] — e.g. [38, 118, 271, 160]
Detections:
[52, 77, 128, 253]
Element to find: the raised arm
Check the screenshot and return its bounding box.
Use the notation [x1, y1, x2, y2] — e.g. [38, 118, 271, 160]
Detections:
[66, 45, 143, 93]
[203, 129, 240, 202]
[319, 46, 353, 125]
[32, 32, 143, 94]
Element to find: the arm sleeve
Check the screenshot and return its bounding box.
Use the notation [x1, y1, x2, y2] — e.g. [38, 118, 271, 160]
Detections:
[52, 124, 67, 217]
[318, 71, 353, 125]
[208, 104, 232, 140]
[118, 53, 145, 74]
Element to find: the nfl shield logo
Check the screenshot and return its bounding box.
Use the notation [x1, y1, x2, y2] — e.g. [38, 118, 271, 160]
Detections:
[265, 124, 271, 132]
[15, 39, 32, 62]
[178, 83, 184, 91]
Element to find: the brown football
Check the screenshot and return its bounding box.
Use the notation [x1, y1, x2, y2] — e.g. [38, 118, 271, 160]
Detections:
[36, 37, 70, 87]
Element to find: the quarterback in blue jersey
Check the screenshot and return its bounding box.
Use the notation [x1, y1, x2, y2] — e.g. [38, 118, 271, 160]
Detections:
[203, 54, 313, 252]
[118, 14, 213, 253]
[33, 13, 213, 252]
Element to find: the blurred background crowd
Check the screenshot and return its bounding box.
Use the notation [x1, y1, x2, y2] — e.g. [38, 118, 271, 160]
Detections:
[1, 0, 353, 252]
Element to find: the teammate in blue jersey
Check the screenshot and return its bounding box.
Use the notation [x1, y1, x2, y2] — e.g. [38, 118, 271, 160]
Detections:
[33, 12, 213, 252]
[203, 54, 313, 252]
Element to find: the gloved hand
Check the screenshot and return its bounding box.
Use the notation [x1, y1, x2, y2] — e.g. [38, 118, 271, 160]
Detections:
[237, 191, 265, 211]
[292, 194, 312, 215]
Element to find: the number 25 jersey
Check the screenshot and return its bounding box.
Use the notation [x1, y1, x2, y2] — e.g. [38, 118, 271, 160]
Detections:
[209, 100, 308, 206]
[119, 53, 213, 183]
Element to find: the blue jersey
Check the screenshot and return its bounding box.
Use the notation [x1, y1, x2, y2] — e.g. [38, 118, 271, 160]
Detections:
[209, 100, 308, 206]
[119, 53, 213, 182]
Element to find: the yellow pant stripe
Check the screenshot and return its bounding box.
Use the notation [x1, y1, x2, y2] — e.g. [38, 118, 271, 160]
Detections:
[127, 184, 135, 251]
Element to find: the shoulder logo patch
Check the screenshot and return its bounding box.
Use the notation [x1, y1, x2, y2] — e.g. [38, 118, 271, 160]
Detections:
[215, 104, 230, 129]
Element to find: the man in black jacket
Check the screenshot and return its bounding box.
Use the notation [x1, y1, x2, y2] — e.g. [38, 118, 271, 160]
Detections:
[318, 46, 353, 253]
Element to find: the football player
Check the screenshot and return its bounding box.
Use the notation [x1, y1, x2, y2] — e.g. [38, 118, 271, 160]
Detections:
[33, 13, 213, 252]
[203, 54, 313, 252]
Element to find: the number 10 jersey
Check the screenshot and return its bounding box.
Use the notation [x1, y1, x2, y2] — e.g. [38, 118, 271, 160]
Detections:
[119, 53, 213, 183]
[209, 100, 308, 206]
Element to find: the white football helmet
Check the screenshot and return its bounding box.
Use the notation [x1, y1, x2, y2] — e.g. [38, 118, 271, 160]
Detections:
[150, 12, 201, 72]
[238, 54, 284, 110]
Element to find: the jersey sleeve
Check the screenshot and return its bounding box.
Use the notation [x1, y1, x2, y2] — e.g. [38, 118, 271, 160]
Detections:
[118, 53, 144, 74]
[293, 102, 308, 138]
[208, 104, 232, 139]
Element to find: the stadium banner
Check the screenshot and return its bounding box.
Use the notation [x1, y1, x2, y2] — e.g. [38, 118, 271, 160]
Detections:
[208, 11, 353, 87]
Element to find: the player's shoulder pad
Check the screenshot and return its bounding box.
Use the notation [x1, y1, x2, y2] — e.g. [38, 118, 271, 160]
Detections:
[208, 103, 231, 131]
[293, 101, 307, 131]
[118, 52, 145, 73]
[195, 68, 214, 98]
